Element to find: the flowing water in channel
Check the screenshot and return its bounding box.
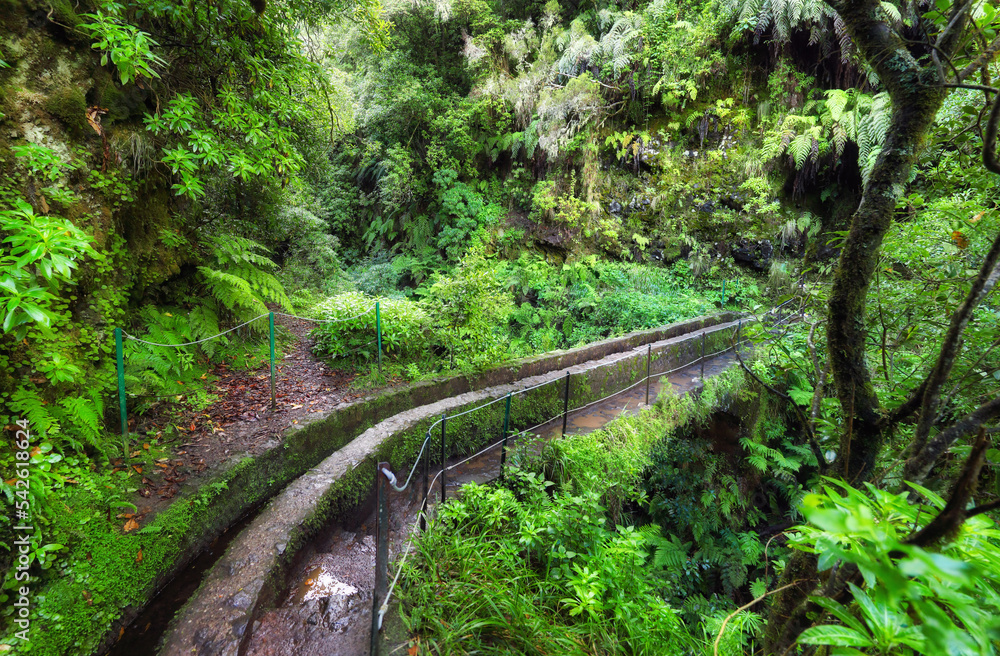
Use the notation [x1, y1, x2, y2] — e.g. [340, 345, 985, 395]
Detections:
[243, 352, 737, 656]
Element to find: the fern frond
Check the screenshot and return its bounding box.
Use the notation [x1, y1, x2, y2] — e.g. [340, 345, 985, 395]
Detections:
[198, 266, 269, 318]
[57, 397, 100, 448]
[879, 0, 901, 22]
[10, 388, 60, 439]
[789, 132, 813, 169]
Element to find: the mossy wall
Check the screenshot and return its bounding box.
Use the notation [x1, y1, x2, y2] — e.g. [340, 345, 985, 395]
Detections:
[154, 317, 739, 656]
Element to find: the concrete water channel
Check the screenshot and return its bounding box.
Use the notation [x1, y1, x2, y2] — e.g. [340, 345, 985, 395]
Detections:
[242, 351, 739, 656]
[118, 314, 742, 656]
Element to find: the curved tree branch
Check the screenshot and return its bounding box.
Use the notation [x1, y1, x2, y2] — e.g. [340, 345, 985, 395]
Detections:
[907, 428, 990, 548]
[984, 88, 1000, 174]
[905, 228, 1000, 479]
[906, 396, 1000, 484]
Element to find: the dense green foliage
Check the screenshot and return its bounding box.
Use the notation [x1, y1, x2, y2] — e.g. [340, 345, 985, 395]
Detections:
[400, 374, 769, 655]
[1, 0, 1000, 647]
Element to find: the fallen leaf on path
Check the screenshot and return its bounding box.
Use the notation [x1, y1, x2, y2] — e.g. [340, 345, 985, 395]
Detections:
[123, 518, 139, 533]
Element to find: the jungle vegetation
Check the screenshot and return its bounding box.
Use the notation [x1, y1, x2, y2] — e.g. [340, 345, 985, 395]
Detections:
[0, 0, 999, 650]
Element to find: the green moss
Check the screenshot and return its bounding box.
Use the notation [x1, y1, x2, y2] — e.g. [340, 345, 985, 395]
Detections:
[49, 0, 83, 28]
[44, 87, 88, 135]
[90, 70, 147, 125]
[0, 0, 27, 35]
[23, 0, 83, 31]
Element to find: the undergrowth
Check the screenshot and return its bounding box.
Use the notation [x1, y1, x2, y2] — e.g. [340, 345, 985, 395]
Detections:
[398, 370, 773, 655]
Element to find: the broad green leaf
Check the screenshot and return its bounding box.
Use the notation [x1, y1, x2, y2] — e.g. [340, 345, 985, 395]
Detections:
[799, 624, 874, 647]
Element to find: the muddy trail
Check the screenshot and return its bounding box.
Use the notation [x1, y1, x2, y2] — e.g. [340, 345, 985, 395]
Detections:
[244, 351, 737, 656]
[125, 312, 372, 521]
[107, 312, 374, 656]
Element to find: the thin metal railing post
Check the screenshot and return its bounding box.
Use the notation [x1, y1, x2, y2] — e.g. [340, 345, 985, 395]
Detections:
[721, 279, 726, 306]
[370, 462, 390, 656]
[561, 371, 570, 437]
[269, 312, 276, 411]
[421, 433, 430, 532]
[115, 328, 128, 461]
[440, 413, 447, 504]
[645, 344, 651, 405]
[500, 393, 511, 483]
[700, 332, 706, 378]
[375, 302, 383, 374]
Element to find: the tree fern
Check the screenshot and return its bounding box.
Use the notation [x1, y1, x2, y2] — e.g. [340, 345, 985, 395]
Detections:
[738, 532, 764, 565]
[199, 266, 268, 316]
[825, 89, 850, 122]
[789, 132, 815, 168]
[188, 304, 221, 357]
[728, 0, 841, 54]
[594, 13, 643, 76]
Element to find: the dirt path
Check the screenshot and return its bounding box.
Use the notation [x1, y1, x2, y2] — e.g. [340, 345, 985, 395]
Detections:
[128, 313, 372, 520]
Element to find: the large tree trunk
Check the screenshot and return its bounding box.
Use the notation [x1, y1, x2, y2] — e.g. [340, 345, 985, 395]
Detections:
[826, 84, 946, 483]
[762, 0, 954, 649]
[764, 84, 947, 656]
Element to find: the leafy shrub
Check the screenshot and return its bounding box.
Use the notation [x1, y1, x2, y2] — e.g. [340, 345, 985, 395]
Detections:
[419, 247, 513, 368]
[401, 481, 698, 656]
[433, 168, 501, 261]
[791, 480, 1000, 655]
[80, 6, 166, 85]
[311, 292, 431, 361]
[348, 251, 401, 297]
[0, 198, 99, 340]
[586, 289, 710, 334]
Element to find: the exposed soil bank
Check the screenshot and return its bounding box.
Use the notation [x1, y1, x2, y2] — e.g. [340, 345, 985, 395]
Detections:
[157, 317, 738, 656]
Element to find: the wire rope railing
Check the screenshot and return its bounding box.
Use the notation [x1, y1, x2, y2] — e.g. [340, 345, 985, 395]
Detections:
[113, 303, 384, 453]
[367, 304, 805, 654]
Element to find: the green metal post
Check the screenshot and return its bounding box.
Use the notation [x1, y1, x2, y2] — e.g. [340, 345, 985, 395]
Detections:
[645, 344, 651, 406]
[500, 393, 511, 483]
[375, 302, 383, 374]
[721, 279, 726, 306]
[115, 328, 127, 439]
[561, 371, 570, 437]
[269, 312, 276, 411]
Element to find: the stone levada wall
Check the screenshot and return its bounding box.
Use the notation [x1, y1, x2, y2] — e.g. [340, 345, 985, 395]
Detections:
[155, 315, 739, 656]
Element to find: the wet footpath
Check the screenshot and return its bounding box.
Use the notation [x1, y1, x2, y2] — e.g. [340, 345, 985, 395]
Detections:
[244, 352, 737, 656]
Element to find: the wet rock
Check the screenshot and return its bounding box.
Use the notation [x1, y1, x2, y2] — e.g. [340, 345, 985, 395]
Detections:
[731, 238, 773, 271]
[231, 617, 248, 638]
[609, 200, 623, 215]
[228, 590, 253, 609]
[306, 613, 320, 626]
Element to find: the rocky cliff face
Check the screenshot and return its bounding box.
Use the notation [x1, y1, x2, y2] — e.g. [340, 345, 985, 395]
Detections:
[0, 0, 195, 428]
